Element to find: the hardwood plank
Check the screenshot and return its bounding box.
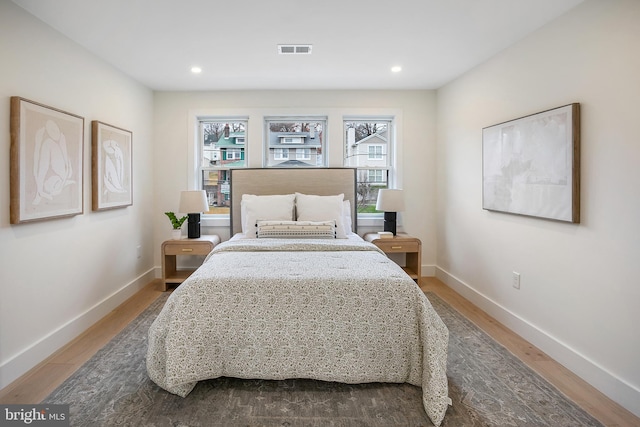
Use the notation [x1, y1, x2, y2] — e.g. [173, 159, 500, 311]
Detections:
[420, 276, 639, 427]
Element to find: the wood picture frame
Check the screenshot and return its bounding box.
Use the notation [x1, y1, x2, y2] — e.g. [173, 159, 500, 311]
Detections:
[10, 97, 84, 224]
[91, 121, 133, 210]
[482, 103, 580, 223]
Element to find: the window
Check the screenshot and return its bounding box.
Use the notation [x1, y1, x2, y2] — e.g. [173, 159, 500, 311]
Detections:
[368, 169, 384, 182]
[368, 145, 383, 160]
[225, 149, 242, 160]
[282, 136, 304, 144]
[274, 148, 289, 160]
[296, 148, 311, 160]
[343, 119, 393, 213]
[199, 119, 247, 215]
[265, 117, 327, 167]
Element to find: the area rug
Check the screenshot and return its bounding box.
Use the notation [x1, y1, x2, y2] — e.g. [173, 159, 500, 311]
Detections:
[43, 292, 603, 426]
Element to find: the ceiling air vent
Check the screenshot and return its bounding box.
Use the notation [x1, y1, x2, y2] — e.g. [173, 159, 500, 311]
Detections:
[278, 44, 312, 55]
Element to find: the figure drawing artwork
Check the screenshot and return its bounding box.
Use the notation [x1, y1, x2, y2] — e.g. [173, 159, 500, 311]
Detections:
[92, 121, 133, 210]
[10, 97, 84, 224]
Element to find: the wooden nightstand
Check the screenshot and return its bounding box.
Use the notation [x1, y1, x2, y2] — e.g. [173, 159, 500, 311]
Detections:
[161, 235, 221, 291]
[364, 233, 422, 281]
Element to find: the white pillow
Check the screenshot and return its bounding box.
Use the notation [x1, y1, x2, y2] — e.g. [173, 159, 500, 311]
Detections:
[343, 199, 353, 235]
[241, 194, 295, 238]
[295, 193, 347, 239]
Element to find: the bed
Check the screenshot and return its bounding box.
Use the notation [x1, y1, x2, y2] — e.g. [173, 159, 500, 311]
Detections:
[146, 168, 450, 426]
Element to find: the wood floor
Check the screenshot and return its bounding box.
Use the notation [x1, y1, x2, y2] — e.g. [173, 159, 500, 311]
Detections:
[1, 277, 638, 427]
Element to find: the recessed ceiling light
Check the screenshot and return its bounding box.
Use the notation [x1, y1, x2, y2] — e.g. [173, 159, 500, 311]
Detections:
[191, 66, 202, 74]
[391, 66, 402, 73]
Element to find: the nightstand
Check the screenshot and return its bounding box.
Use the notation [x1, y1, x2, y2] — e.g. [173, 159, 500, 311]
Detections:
[364, 233, 421, 281]
[161, 235, 221, 291]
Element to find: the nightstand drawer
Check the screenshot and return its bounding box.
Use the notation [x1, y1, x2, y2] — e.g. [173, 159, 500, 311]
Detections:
[163, 242, 212, 256]
[374, 241, 420, 253]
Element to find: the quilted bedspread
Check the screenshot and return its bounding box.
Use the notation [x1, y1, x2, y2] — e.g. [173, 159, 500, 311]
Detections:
[146, 237, 450, 426]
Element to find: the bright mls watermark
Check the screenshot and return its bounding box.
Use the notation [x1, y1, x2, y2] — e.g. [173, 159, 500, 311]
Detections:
[1, 405, 69, 426]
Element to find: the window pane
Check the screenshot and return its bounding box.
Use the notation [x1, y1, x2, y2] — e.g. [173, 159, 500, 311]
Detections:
[200, 120, 247, 215]
[344, 120, 392, 213]
[201, 169, 231, 214]
[265, 118, 326, 167]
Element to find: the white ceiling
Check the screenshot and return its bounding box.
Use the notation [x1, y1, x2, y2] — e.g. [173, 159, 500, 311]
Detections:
[12, 0, 584, 91]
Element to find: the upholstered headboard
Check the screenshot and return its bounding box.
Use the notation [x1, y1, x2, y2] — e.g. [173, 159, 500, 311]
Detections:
[229, 168, 357, 236]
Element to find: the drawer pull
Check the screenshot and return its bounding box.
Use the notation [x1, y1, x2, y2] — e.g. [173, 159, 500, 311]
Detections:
[391, 246, 402, 249]
[181, 248, 193, 252]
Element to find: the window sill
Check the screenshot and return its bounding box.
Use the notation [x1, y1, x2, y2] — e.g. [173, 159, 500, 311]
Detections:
[201, 215, 230, 228]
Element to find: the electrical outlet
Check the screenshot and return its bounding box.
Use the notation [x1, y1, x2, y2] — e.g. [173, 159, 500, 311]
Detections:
[512, 272, 520, 289]
[136, 245, 142, 259]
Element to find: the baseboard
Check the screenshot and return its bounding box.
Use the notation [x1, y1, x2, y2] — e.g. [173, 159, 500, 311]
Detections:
[0, 268, 157, 391]
[435, 267, 640, 418]
[422, 264, 436, 277]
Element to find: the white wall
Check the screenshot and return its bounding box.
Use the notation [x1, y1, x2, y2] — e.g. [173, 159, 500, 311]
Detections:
[152, 90, 438, 271]
[0, 1, 155, 389]
[436, 0, 640, 416]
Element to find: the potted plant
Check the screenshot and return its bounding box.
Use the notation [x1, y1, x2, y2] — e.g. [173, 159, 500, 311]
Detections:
[165, 211, 188, 239]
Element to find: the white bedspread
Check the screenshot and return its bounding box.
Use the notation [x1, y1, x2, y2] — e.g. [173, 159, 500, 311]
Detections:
[147, 237, 450, 426]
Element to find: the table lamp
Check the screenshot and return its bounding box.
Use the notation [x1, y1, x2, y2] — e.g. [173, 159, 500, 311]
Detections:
[179, 190, 209, 238]
[375, 189, 404, 236]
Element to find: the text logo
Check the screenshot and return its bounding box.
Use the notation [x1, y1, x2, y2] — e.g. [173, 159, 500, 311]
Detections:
[1, 405, 69, 426]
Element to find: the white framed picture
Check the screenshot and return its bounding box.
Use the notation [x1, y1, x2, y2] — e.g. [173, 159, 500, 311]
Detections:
[482, 103, 580, 223]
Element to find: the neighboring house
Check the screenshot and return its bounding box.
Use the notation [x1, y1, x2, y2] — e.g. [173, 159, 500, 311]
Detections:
[346, 129, 388, 184]
[267, 131, 322, 167]
[203, 131, 246, 209]
[204, 131, 245, 167]
[345, 128, 389, 207]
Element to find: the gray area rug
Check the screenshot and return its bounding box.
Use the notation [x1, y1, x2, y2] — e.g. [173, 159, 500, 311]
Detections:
[43, 292, 603, 426]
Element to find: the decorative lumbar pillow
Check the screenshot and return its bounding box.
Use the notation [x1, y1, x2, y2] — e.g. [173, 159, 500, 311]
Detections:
[241, 194, 295, 238]
[295, 193, 347, 239]
[256, 220, 336, 239]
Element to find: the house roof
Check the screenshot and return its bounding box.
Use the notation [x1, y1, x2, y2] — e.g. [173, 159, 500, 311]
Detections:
[268, 132, 321, 148]
[354, 131, 388, 146]
[215, 132, 245, 147]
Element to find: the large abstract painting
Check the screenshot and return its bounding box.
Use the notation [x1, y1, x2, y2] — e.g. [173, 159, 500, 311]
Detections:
[91, 121, 133, 210]
[10, 97, 84, 224]
[482, 104, 580, 223]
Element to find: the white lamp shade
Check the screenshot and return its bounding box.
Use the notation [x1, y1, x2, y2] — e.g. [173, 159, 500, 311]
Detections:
[179, 190, 209, 213]
[376, 189, 405, 212]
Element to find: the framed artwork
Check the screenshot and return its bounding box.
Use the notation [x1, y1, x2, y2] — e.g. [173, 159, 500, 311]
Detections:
[91, 121, 133, 210]
[10, 97, 84, 224]
[482, 103, 580, 223]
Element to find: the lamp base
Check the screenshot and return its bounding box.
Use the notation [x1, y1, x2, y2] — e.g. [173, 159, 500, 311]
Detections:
[186, 213, 201, 238]
[383, 211, 397, 236]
